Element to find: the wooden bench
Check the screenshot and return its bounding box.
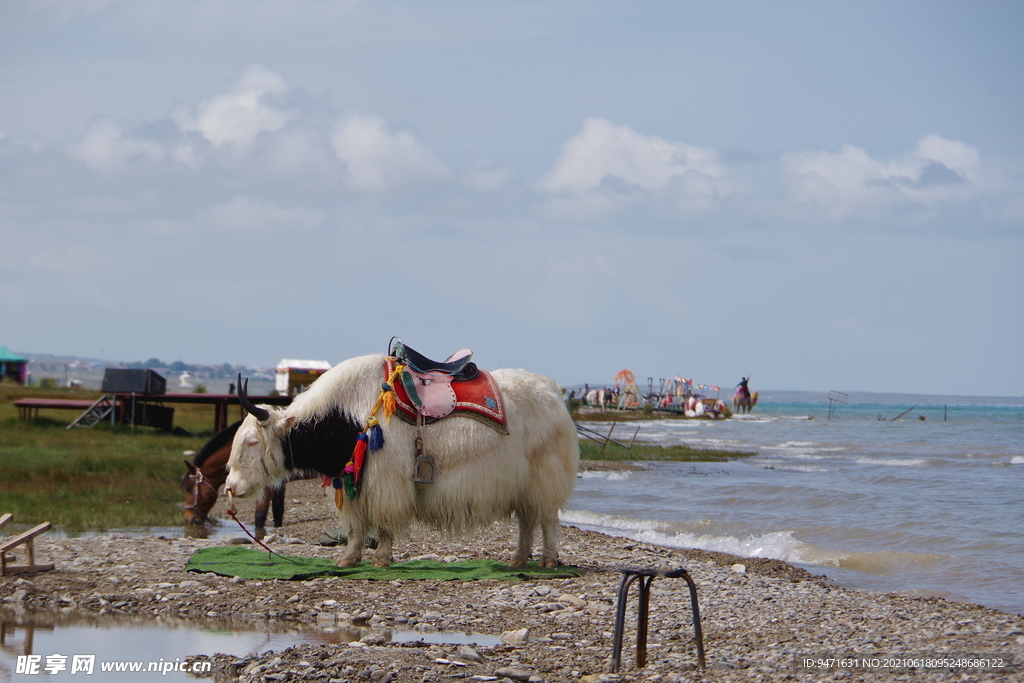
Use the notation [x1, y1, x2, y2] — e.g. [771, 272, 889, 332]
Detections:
[13, 398, 97, 421]
[0, 513, 55, 576]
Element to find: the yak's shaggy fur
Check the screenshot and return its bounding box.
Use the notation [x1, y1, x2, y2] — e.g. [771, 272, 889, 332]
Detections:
[226, 354, 579, 568]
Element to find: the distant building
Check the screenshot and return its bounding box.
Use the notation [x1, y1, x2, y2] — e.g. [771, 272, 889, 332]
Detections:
[275, 359, 331, 395]
[0, 347, 29, 384]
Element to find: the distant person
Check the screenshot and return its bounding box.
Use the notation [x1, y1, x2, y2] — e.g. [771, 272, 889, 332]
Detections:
[737, 377, 751, 400]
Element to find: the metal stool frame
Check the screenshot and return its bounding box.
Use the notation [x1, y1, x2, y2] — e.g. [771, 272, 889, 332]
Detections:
[611, 567, 706, 672]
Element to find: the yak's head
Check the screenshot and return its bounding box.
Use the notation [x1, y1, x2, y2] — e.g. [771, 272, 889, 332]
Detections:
[224, 376, 295, 498]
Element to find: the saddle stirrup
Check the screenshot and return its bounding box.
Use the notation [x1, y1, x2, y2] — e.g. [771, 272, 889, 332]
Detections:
[412, 414, 435, 485]
[413, 436, 436, 484]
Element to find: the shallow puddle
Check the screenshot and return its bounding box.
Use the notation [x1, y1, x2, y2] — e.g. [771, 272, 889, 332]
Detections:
[0, 609, 499, 681]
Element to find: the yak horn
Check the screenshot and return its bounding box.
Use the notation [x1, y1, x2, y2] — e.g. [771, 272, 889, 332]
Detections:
[237, 374, 270, 422]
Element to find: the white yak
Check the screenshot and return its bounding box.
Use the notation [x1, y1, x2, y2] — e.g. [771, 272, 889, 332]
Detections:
[225, 354, 579, 568]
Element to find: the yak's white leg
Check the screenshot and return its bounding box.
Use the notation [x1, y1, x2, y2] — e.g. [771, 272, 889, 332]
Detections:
[538, 511, 561, 568]
[510, 512, 536, 568]
[336, 516, 366, 567]
[372, 529, 394, 568]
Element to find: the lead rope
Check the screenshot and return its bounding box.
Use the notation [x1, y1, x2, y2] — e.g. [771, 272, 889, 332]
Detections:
[224, 490, 312, 565]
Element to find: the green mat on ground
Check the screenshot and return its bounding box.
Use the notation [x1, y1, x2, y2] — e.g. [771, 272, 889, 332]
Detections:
[184, 546, 582, 581]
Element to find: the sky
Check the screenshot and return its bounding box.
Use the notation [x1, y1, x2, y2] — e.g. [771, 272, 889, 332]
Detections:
[1, 0, 1022, 396]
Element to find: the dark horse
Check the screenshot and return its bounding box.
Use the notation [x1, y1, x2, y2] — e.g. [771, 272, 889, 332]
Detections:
[180, 421, 316, 536]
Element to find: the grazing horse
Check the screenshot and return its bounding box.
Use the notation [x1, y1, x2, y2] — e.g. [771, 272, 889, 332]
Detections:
[732, 390, 759, 414]
[225, 353, 579, 568]
[180, 421, 313, 536]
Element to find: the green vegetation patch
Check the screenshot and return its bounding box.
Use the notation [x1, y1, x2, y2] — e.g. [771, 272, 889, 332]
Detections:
[579, 441, 755, 462]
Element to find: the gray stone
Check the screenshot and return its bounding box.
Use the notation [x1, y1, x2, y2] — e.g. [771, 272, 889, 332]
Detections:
[458, 645, 484, 663]
[500, 627, 530, 644]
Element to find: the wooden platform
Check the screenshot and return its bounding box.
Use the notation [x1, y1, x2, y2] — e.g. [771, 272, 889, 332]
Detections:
[14, 398, 96, 420]
[0, 513, 54, 576]
[15, 393, 292, 432]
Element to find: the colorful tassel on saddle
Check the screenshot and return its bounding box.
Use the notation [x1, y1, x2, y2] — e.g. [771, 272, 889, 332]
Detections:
[380, 362, 403, 423]
[339, 360, 406, 502]
[342, 433, 368, 500]
[342, 461, 358, 501]
[367, 418, 384, 452]
[327, 476, 345, 511]
[353, 433, 367, 483]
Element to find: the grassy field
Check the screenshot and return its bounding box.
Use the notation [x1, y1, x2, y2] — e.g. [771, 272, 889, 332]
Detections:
[1, 383, 753, 531]
[0, 384, 240, 530]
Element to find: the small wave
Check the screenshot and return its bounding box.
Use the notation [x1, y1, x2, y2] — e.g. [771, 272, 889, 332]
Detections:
[772, 464, 831, 473]
[855, 457, 928, 467]
[560, 510, 958, 577]
[1011, 456, 1024, 465]
[760, 442, 844, 460]
[560, 510, 812, 563]
[755, 458, 831, 472]
[577, 470, 633, 481]
[762, 442, 844, 454]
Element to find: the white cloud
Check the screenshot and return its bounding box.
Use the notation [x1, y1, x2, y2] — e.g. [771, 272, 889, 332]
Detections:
[65, 120, 163, 173]
[174, 64, 295, 152]
[330, 111, 450, 192]
[204, 195, 323, 233]
[171, 142, 202, 170]
[781, 135, 984, 219]
[538, 118, 739, 217]
[255, 126, 337, 184]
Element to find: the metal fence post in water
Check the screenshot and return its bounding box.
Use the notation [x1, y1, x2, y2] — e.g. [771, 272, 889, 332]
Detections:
[610, 567, 705, 672]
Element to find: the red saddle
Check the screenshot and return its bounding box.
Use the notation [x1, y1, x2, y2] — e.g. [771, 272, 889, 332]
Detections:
[385, 357, 508, 434]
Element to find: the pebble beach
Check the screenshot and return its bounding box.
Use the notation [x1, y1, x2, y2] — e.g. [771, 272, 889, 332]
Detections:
[3, 476, 1023, 682]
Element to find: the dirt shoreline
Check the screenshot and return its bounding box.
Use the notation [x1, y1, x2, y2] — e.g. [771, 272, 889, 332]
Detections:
[3, 478, 1023, 682]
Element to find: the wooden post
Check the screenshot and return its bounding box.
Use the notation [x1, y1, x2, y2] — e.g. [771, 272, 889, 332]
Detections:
[215, 399, 228, 433]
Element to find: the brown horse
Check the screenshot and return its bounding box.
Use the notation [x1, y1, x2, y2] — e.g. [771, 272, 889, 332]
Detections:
[732, 390, 759, 414]
[180, 421, 315, 536]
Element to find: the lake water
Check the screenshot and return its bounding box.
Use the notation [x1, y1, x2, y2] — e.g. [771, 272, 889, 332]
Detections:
[0, 609, 498, 682]
[565, 399, 1024, 616]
